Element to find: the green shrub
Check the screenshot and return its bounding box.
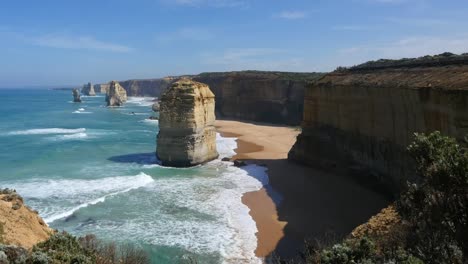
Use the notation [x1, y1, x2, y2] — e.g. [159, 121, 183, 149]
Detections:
[32, 232, 95, 264]
[397, 132, 468, 263]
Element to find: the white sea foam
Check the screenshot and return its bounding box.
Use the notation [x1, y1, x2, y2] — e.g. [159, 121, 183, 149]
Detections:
[48, 132, 88, 141]
[216, 133, 237, 159]
[142, 119, 158, 125]
[7, 128, 86, 135]
[10, 173, 154, 223]
[78, 108, 85, 111]
[72, 111, 93, 114]
[126, 97, 155, 107]
[100, 164, 266, 264]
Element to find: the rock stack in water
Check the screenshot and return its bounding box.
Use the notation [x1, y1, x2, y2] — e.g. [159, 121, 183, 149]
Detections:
[72, 88, 81, 102]
[106, 81, 127, 107]
[81, 82, 96, 96]
[157, 79, 218, 167]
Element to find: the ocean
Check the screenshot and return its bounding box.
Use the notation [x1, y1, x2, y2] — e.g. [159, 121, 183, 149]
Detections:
[0, 89, 267, 264]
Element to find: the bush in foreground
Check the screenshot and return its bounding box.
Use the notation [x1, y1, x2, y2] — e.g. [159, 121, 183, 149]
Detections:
[0, 232, 150, 264]
[273, 131, 467, 264]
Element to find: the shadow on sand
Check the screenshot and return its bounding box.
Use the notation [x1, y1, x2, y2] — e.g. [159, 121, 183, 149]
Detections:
[237, 158, 392, 261]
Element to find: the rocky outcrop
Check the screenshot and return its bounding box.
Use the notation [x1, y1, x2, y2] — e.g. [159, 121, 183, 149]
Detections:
[193, 71, 323, 125]
[0, 189, 53, 249]
[156, 79, 218, 167]
[81, 82, 96, 96]
[152, 102, 160, 112]
[72, 88, 81, 103]
[105, 81, 127, 107]
[289, 56, 468, 192]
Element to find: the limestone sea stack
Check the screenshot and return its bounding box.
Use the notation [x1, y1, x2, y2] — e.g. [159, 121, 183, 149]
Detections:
[106, 81, 127, 107]
[72, 88, 81, 102]
[81, 82, 96, 96]
[156, 79, 218, 167]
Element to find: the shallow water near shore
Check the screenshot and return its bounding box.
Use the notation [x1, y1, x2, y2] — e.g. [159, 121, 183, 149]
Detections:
[0, 89, 266, 264]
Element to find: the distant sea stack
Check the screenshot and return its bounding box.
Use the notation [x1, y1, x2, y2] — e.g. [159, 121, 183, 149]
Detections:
[72, 88, 81, 102]
[156, 79, 218, 167]
[106, 81, 127, 107]
[95, 83, 110, 94]
[81, 82, 96, 96]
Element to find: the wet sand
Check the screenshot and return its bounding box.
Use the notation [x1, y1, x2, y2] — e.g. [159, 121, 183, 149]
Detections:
[215, 120, 391, 259]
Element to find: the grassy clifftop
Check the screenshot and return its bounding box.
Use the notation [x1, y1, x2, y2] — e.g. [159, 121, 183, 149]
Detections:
[196, 70, 325, 82]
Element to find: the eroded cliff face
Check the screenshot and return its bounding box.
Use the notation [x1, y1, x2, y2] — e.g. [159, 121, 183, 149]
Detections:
[0, 189, 53, 249]
[102, 72, 322, 125]
[193, 71, 323, 125]
[81, 82, 96, 96]
[106, 81, 127, 107]
[156, 79, 218, 167]
[289, 64, 468, 192]
[119, 78, 175, 97]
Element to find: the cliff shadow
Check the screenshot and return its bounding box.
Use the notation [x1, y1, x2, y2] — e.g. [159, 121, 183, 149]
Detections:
[107, 152, 157, 165]
[238, 158, 392, 260]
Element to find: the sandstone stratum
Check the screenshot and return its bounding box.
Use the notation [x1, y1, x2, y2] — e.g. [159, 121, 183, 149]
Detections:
[98, 71, 323, 125]
[106, 81, 128, 107]
[289, 53, 468, 193]
[0, 189, 53, 249]
[157, 79, 218, 167]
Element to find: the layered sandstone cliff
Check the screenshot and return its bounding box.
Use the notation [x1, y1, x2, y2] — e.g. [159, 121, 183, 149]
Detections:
[101, 71, 322, 125]
[156, 79, 218, 167]
[0, 189, 53, 249]
[193, 71, 323, 125]
[119, 77, 176, 97]
[106, 81, 127, 107]
[81, 82, 96, 96]
[289, 55, 468, 192]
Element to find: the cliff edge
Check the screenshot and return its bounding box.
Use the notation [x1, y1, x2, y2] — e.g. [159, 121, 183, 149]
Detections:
[157, 79, 218, 167]
[289, 53, 468, 192]
[0, 189, 53, 249]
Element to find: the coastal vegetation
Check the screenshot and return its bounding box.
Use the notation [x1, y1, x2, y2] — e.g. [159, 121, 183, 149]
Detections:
[276, 132, 467, 264]
[196, 70, 325, 82]
[0, 232, 150, 264]
[335, 52, 468, 72]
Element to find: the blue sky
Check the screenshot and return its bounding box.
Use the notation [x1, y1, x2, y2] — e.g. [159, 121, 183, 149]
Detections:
[1, 0, 467, 87]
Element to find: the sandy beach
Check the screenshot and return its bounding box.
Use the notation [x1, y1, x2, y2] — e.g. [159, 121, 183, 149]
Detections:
[215, 120, 391, 259]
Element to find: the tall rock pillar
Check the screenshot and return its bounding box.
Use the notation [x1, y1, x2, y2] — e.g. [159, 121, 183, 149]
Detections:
[157, 79, 219, 167]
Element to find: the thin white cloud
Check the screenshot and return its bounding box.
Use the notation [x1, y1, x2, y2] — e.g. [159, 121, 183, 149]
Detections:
[275, 11, 307, 20]
[156, 27, 213, 43]
[33, 35, 133, 52]
[385, 17, 449, 27]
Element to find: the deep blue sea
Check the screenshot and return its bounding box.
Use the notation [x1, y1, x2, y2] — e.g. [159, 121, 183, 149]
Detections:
[0, 89, 267, 264]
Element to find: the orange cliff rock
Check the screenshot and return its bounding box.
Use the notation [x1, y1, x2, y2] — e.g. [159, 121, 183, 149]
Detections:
[0, 189, 54, 249]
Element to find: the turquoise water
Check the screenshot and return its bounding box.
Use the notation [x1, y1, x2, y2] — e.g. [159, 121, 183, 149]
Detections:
[0, 89, 267, 264]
